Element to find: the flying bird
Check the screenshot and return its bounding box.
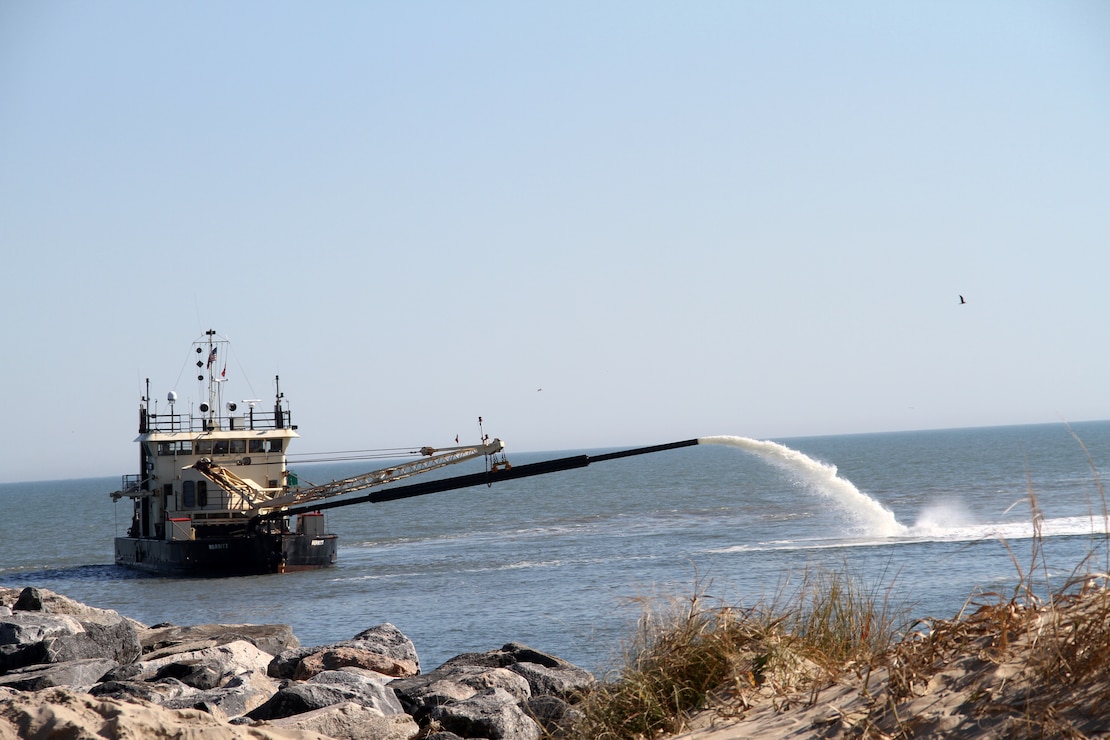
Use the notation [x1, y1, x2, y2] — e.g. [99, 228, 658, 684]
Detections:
[959, 295, 966, 305]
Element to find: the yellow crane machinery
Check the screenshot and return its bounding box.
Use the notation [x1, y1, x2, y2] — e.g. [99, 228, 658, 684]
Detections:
[191, 437, 508, 517]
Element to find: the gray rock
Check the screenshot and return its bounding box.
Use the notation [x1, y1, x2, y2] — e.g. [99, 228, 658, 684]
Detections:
[0, 589, 138, 679]
[89, 676, 195, 704]
[152, 658, 224, 689]
[46, 615, 143, 665]
[13, 587, 45, 612]
[426, 687, 540, 740]
[0, 657, 118, 691]
[391, 665, 531, 722]
[292, 645, 417, 680]
[0, 641, 47, 673]
[249, 667, 403, 721]
[0, 612, 83, 647]
[350, 624, 418, 664]
[86, 640, 280, 719]
[269, 700, 419, 740]
[159, 665, 278, 719]
[125, 639, 277, 684]
[99, 662, 145, 683]
[436, 642, 595, 699]
[310, 668, 404, 713]
[523, 694, 582, 738]
[89, 678, 182, 704]
[0, 587, 144, 626]
[437, 642, 560, 671]
[268, 623, 418, 680]
[140, 623, 299, 659]
[508, 660, 594, 700]
[0, 610, 140, 673]
[249, 683, 359, 721]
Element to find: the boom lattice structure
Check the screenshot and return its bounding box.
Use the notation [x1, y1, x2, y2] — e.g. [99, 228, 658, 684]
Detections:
[192, 438, 508, 516]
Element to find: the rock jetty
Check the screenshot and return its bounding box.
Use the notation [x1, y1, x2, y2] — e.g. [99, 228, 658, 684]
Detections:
[0, 587, 595, 740]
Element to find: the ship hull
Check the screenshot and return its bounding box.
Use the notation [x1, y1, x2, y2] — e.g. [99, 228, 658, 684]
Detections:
[114, 532, 338, 577]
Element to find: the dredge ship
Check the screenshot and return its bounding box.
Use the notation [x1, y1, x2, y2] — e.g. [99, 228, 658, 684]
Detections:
[112, 330, 700, 577]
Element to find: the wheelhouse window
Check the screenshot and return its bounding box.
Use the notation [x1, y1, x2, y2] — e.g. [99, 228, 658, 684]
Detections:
[157, 440, 193, 456]
[197, 437, 259, 454]
[245, 438, 282, 453]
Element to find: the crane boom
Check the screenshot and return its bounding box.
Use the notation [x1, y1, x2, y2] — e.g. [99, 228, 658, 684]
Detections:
[190, 438, 507, 516]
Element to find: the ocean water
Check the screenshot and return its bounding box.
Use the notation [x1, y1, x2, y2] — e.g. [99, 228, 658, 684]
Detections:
[2, 421, 1109, 675]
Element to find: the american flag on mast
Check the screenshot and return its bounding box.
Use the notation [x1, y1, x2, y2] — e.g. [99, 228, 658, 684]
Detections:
[207, 347, 217, 369]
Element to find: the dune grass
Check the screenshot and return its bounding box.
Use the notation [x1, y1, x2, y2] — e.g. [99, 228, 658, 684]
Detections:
[568, 565, 908, 739]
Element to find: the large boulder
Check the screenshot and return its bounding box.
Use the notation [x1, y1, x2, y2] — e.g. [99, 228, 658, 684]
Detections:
[248, 667, 403, 721]
[0, 589, 141, 674]
[269, 701, 419, 740]
[391, 664, 531, 723]
[159, 667, 279, 720]
[0, 613, 84, 647]
[395, 645, 594, 739]
[47, 617, 141, 666]
[104, 639, 280, 718]
[0, 658, 118, 691]
[269, 623, 418, 680]
[425, 687, 541, 740]
[437, 643, 595, 699]
[88, 676, 196, 705]
[522, 694, 582, 738]
[292, 646, 415, 680]
[151, 657, 225, 689]
[0, 614, 80, 672]
[125, 638, 277, 681]
[1, 587, 145, 625]
[140, 623, 299, 660]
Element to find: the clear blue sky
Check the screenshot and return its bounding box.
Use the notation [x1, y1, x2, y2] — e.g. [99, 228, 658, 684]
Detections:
[2, 2, 1108, 483]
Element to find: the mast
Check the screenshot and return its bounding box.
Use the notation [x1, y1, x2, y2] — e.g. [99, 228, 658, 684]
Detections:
[139, 378, 150, 492]
[207, 329, 217, 429]
[274, 375, 284, 429]
[198, 329, 220, 430]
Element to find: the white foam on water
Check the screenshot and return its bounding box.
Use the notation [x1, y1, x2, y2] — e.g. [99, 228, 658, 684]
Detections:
[706, 515, 1110, 554]
[909, 514, 1109, 544]
[699, 435, 908, 537]
[912, 499, 975, 534]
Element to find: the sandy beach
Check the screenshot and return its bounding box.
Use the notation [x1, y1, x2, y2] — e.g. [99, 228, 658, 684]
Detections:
[666, 587, 1110, 739]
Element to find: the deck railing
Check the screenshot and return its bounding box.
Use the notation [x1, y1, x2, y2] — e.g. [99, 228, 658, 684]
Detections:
[142, 410, 292, 433]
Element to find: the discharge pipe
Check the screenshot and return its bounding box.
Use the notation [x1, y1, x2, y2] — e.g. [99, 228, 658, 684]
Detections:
[259, 438, 701, 521]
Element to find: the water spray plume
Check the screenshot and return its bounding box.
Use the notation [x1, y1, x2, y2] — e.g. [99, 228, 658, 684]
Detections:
[699, 435, 907, 537]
